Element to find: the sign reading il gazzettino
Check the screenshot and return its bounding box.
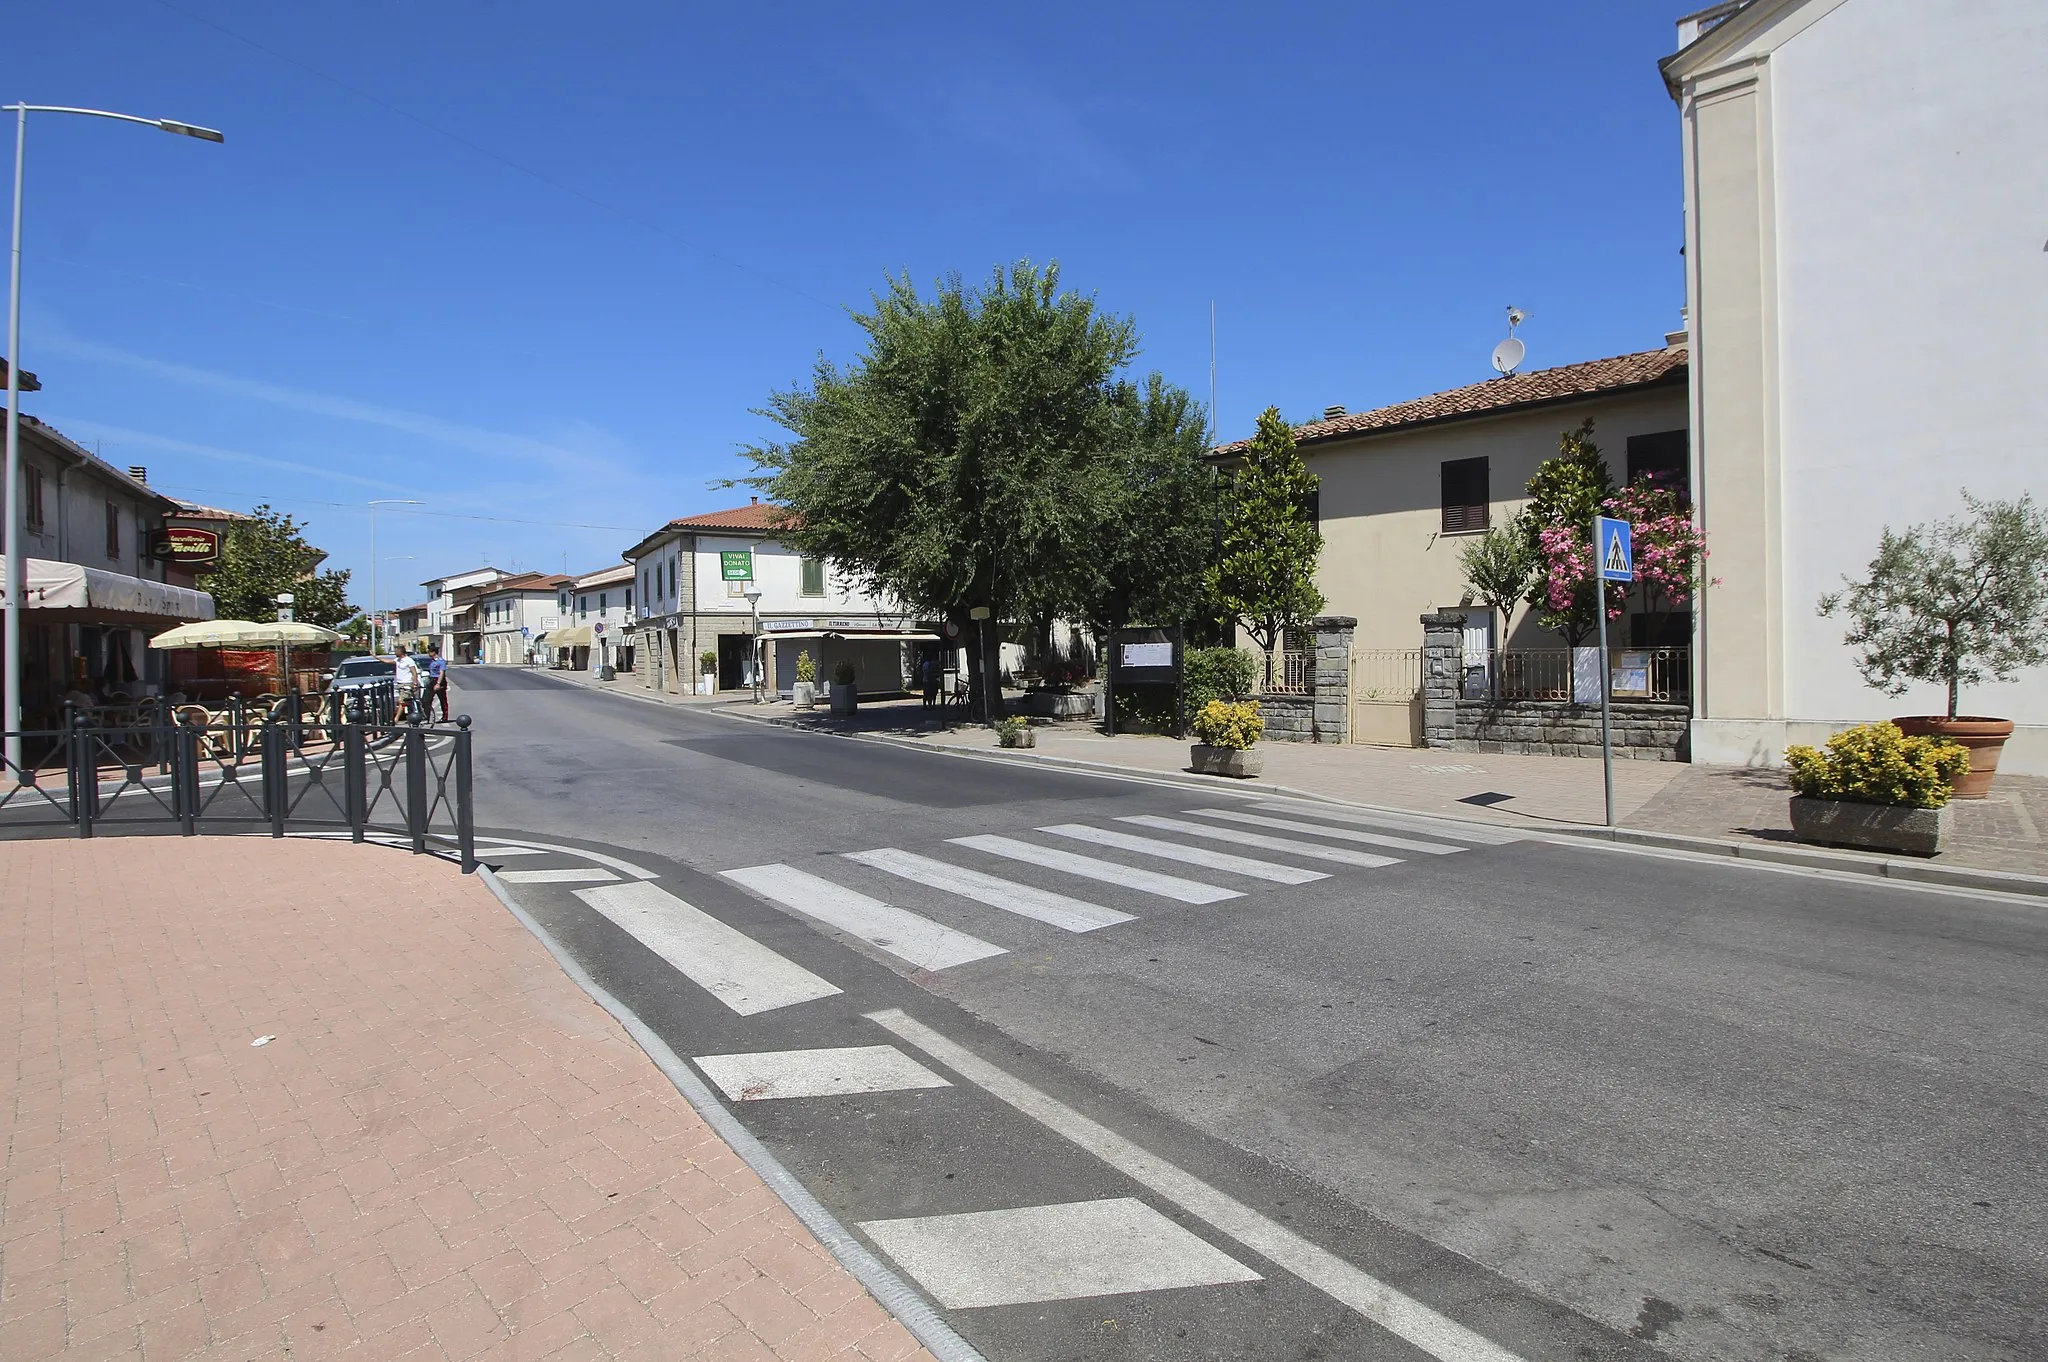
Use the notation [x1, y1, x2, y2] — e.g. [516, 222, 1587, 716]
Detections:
[719, 550, 755, 582]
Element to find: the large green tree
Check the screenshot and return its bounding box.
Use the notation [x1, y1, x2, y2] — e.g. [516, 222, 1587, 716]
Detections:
[740, 261, 1206, 719]
[205, 505, 353, 627]
[1211, 407, 1324, 686]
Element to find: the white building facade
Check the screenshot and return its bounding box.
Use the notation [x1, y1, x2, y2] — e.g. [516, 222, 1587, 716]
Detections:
[1668, 0, 2048, 772]
[477, 573, 568, 666]
[420, 566, 509, 664]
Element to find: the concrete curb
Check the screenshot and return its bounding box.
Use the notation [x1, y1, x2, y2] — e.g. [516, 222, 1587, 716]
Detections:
[474, 866, 985, 1362]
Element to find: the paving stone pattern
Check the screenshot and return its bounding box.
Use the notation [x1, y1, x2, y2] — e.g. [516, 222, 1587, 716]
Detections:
[0, 837, 935, 1362]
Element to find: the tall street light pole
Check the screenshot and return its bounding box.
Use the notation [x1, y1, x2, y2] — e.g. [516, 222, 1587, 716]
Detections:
[367, 499, 421, 656]
[5, 103, 222, 776]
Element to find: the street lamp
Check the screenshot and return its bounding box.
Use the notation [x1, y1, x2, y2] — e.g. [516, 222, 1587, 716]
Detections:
[367, 501, 421, 656]
[743, 589, 763, 702]
[4, 103, 223, 774]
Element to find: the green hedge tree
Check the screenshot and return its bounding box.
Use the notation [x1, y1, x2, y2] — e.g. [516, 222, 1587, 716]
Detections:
[205, 505, 353, 627]
[1211, 407, 1324, 687]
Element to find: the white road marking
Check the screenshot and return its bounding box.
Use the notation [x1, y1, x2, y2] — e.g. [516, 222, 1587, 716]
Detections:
[724, 864, 1007, 972]
[1185, 808, 1465, 855]
[1037, 824, 1328, 885]
[481, 837, 659, 879]
[1117, 815, 1401, 869]
[948, 835, 1242, 905]
[1248, 799, 1525, 845]
[470, 846, 553, 857]
[497, 867, 621, 884]
[573, 881, 840, 1015]
[867, 1009, 1531, 1362]
[845, 848, 1135, 932]
[693, 1045, 952, 1102]
[859, 1197, 1261, 1309]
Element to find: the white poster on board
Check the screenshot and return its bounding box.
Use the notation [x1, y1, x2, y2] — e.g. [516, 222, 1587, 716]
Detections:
[1120, 642, 1173, 668]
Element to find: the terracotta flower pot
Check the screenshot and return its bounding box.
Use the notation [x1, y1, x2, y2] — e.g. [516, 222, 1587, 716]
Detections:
[1890, 716, 2014, 800]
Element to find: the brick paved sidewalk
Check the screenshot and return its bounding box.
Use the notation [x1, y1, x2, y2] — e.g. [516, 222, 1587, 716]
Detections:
[0, 837, 935, 1361]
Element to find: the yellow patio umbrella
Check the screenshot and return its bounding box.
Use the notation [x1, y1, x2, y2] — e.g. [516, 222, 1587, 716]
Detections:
[150, 620, 345, 703]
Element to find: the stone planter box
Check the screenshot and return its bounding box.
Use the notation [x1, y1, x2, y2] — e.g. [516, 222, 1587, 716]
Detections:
[1189, 744, 1262, 779]
[998, 728, 1036, 749]
[1788, 796, 1952, 856]
[828, 682, 858, 717]
[1021, 689, 1098, 719]
[792, 681, 817, 710]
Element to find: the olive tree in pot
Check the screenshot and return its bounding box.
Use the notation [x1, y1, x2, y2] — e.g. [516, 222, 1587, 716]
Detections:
[1819, 492, 2048, 798]
[1785, 722, 1970, 855]
[828, 658, 859, 716]
[792, 649, 818, 709]
[1189, 699, 1263, 778]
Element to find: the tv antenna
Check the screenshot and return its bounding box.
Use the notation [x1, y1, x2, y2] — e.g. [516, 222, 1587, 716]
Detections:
[1491, 306, 1528, 376]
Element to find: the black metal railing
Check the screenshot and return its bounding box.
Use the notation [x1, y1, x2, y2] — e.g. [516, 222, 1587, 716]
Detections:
[0, 703, 474, 871]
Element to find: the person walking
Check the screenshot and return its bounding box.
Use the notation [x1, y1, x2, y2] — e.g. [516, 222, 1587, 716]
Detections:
[424, 644, 451, 722]
[920, 653, 940, 709]
[393, 645, 421, 723]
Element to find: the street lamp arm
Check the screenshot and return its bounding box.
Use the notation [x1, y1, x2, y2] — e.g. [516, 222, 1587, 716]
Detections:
[4, 105, 225, 142]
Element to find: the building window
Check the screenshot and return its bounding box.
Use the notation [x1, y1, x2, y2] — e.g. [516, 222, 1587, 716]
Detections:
[105, 500, 121, 559]
[799, 558, 825, 597]
[1626, 430, 1689, 498]
[598, 592, 607, 613]
[666, 558, 676, 600]
[727, 576, 745, 597]
[1440, 457, 1489, 534]
[578, 595, 588, 617]
[625, 587, 633, 610]
[24, 466, 45, 533]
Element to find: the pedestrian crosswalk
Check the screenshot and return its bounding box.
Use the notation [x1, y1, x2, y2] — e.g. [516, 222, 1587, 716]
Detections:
[491, 803, 1499, 1017]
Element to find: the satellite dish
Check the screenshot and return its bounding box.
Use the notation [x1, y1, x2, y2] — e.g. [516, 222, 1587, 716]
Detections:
[1491, 336, 1526, 375]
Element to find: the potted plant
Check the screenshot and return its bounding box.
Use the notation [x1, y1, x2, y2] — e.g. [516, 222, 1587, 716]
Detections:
[828, 658, 858, 716]
[792, 650, 818, 709]
[1784, 722, 1970, 855]
[1189, 699, 1264, 778]
[1819, 492, 2048, 798]
[698, 649, 718, 695]
[995, 715, 1034, 749]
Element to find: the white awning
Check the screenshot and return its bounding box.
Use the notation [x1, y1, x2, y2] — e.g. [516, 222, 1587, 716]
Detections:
[757, 630, 938, 643]
[549, 625, 594, 647]
[0, 556, 215, 625]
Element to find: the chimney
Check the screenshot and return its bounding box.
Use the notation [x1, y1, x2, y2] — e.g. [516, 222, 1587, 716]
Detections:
[750, 495, 759, 505]
[1665, 306, 1690, 352]
[1323, 405, 1347, 421]
[128, 465, 148, 484]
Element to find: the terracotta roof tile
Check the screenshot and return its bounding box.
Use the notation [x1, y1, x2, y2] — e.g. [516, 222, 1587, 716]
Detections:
[1216, 346, 1687, 454]
[661, 502, 793, 532]
[482, 572, 571, 593]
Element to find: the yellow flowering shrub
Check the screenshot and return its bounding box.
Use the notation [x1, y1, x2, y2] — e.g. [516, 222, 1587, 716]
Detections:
[1784, 722, 1970, 809]
[1191, 699, 1263, 751]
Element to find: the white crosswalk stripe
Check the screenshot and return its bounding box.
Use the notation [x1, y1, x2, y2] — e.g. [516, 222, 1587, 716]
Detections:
[1185, 807, 1466, 855]
[950, 834, 1243, 904]
[724, 863, 1007, 971]
[497, 867, 621, 884]
[1248, 799, 1524, 844]
[844, 848, 1134, 932]
[1117, 815, 1400, 868]
[1037, 823, 1328, 885]
[692, 1045, 952, 1101]
[573, 881, 840, 1015]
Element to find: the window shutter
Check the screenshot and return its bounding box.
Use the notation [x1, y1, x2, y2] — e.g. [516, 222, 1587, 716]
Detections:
[1440, 457, 1490, 534]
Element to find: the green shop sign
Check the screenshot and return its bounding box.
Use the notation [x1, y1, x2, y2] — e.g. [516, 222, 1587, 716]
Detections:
[719, 550, 754, 582]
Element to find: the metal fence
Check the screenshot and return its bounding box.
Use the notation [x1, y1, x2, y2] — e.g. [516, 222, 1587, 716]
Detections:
[1350, 648, 1423, 746]
[1263, 650, 1316, 696]
[1472, 648, 1690, 704]
[0, 702, 476, 869]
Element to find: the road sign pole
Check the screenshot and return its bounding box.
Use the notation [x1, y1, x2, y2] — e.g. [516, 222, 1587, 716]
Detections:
[1598, 580, 1614, 828]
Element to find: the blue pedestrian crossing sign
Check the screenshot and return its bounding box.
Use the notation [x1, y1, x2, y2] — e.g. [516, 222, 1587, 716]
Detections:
[1596, 515, 1634, 582]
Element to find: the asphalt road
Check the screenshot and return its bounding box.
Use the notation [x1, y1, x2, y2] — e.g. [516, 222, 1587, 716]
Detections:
[451, 666, 2047, 1362]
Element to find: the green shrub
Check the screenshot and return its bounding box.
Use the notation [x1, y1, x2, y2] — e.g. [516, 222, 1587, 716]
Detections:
[1191, 699, 1263, 751]
[1114, 686, 1180, 733]
[699, 650, 717, 673]
[1184, 646, 1257, 714]
[794, 650, 817, 683]
[994, 715, 1030, 747]
[831, 658, 857, 686]
[1784, 722, 1970, 809]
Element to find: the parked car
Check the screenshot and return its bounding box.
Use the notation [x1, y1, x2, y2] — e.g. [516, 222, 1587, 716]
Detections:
[327, 656, 398, 724]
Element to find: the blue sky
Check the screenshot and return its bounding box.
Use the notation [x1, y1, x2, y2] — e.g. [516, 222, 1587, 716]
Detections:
[9, 1, 1689, 614]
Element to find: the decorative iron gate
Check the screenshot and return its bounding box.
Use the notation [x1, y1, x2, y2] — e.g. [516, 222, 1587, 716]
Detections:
[1350, 648, 1423, 747]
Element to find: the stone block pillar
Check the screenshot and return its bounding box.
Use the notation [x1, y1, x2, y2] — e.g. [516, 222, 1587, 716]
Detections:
[1420, 611, 1465, 749]
[1310, 616, 1355, 744]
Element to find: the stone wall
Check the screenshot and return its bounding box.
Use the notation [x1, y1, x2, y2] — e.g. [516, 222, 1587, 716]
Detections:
[1420, 609, 1689, 760]
[1257, 695, 1314, 742]
[1452, 699, 1691, 760]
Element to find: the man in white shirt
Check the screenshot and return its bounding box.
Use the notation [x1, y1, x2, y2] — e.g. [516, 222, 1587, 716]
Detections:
[393, 646, 421, 718]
